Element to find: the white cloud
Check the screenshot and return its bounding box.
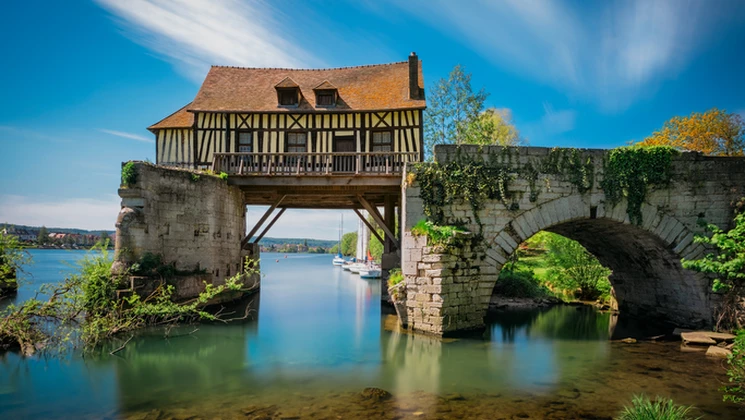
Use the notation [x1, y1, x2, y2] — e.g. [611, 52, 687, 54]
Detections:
[95, 0, 320, 81]
[100, 129, 154, 143]
[0, 195, 120, 231]
[390, 0, 739, 111]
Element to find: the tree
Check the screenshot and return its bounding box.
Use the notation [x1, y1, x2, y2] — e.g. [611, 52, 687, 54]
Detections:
[340, 232, 357, 257]
[638, 108, 744, 156]
[0, 230, 31, 294]
[463, 108, 523, 146]
[37, 226, 48, 245]
[682, 198, 745, 329]
[681, 199, 745, 404]
[99, 231, 110, 246]
[424, 65, 488, 159]
[543, 233, 612, 301]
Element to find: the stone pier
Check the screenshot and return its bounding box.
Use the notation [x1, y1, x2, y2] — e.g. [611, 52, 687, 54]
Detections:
[113, 162, 259, 301]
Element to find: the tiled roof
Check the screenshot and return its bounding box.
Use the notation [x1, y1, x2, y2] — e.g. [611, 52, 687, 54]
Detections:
[188, 60, 425, 113]
[147, 103, 194, 131]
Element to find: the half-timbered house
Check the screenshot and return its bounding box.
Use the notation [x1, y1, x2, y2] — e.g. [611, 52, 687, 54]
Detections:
[148, 53, 425, 174]
[146, 53, 426, 265]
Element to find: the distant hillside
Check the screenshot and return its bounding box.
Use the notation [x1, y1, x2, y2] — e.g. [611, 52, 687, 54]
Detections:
[256, 237, 337, 248]
[3, 224, 115, 235]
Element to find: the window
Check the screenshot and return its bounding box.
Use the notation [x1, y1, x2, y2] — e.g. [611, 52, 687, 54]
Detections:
[371, 131, 392, 152]
[316, 90, 335, 106]
[286, 132, 307, 152]
[278, 89, 298, 106]
[238, 131, 252, 152]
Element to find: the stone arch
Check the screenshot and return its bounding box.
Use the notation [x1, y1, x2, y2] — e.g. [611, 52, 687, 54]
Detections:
[480, 196, 713, 328]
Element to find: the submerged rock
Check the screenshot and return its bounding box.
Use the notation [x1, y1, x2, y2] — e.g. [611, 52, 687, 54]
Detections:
[360, 387, 392, 401]
[680, 332, 716, 346]
[706, 346, 732, 359]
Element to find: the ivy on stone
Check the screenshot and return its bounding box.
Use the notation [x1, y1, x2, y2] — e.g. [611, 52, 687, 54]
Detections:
[600, 146, 677, 225]
[413, 154, 512, 229]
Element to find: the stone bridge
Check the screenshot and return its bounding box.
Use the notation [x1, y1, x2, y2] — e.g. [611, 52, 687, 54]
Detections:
[400, 145, 745, 336]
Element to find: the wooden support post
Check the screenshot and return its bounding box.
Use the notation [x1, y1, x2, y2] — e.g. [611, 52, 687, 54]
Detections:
[253, 207, 287, 244]
[242, 195, 286, 248]
[384, 195, 396, 253]
[357, 194, 399, 250]
[353, 208, 385, 245]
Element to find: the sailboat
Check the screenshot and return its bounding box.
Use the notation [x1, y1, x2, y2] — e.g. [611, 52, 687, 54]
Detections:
[332, 214, 345, 266]
[359, 248, 381, 279]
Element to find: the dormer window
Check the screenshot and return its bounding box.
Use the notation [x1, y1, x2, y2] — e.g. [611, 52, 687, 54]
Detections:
[316, 91, 335, 106]
[313, 81, 338, 107]
[275, 77, 300, 107]
[278, 89, 298, 106]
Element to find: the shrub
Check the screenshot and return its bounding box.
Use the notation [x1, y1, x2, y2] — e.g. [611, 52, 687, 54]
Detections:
[387, 268, 403, 288]
[121, 162, 137, 186]
[494, 268, 549, 299]
[723, 330, 745, 405]
[1, 246, 259, 355]
[617, 395, 699, 420]
[219, 172, 229, 180]
[411, 219, 466, 246]
[543, 232, 611, 301]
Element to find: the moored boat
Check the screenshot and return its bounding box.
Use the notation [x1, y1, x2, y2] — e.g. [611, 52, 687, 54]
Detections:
[359, 268, 381, 279]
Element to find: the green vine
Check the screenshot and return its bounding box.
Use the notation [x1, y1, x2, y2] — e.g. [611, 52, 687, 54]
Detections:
[413, 153, 513, 230]
[600, 146, 678, 225]
[521, 148, 595, 202]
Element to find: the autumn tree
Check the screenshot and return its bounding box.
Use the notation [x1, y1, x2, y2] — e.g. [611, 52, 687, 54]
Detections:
[638, 108, 744, 156]
[463, 108, 523, 146]
[424, 65, 488, 159]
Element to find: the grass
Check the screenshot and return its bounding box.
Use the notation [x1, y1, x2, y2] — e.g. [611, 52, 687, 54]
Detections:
[617, 395, 699, 420]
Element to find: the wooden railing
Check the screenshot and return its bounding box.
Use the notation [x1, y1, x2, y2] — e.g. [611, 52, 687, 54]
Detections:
[212, 151, 419, 175]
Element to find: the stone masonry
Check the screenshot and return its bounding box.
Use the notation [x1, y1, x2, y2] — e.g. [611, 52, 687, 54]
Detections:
[400, 145, 745, 335]
[113, 162, 258, 300]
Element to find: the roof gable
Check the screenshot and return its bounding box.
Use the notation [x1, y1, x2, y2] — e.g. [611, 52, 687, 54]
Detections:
[148, 103, 194, 131]
[188, 60, 425, 113]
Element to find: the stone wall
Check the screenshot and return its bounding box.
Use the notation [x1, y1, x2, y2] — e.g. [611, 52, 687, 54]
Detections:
[401, 145, 745, 335]
[113, 162, 257, 300]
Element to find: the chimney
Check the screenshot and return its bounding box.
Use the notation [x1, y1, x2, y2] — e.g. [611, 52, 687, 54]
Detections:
[408, 52, 419, 100]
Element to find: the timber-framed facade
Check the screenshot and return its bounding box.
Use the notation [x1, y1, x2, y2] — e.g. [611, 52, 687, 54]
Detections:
[148, 53, 426, 175]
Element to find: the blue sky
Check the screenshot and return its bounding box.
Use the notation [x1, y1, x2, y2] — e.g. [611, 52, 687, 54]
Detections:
[2, 0, 745, 239]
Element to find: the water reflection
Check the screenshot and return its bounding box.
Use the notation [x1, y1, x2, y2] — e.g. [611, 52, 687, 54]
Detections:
[0, 252, 737, 419]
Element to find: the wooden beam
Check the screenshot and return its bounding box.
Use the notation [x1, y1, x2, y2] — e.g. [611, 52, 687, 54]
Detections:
[253, 207, 286, 244]
[357, 194, 399, 250]
[242, 195, 285, 248]
[353, 208, 385, 245]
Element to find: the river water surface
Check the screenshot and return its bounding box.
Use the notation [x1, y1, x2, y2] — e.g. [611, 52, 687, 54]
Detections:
[0, 250, 741, 419]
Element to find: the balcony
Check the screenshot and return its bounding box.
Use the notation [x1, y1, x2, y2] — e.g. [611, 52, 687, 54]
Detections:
[212, 151, 419, 176]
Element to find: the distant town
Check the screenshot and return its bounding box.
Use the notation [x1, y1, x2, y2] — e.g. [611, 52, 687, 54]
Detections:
[1, 223, 339, 253]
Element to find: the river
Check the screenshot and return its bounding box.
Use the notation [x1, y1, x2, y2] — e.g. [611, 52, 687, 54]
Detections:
[0, 250, 741, 419]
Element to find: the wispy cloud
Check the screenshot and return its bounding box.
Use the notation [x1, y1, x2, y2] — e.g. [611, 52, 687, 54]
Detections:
[99, 129, 154, 143]
[523, 103, 577, 145]
[0, 195, 120, 231]
[95, 0, 320, 81]
[0, 125, 71, 144]
[390, 0, 742, 111]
